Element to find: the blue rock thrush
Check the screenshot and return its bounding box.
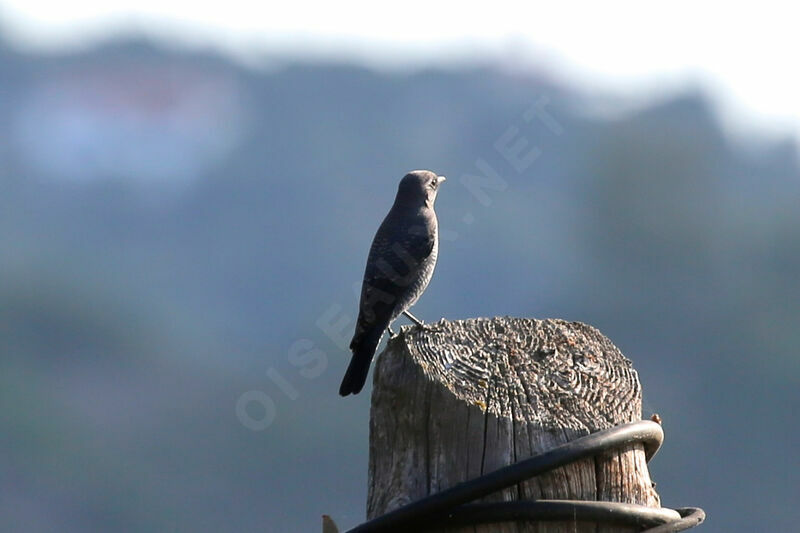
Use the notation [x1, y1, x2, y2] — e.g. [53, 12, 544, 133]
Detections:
[339, 170, 446, 396]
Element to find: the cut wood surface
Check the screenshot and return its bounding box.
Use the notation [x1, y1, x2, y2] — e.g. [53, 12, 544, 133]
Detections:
[367, 317, 660, 532]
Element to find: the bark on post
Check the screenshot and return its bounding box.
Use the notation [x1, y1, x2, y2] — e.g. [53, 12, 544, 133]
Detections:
[367, 317, 661, 533]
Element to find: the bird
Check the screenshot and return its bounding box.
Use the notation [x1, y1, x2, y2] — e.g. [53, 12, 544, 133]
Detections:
[339, 170, 446, 396]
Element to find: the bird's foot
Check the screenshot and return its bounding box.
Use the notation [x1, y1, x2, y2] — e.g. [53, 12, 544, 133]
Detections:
[387, 325, 397, 337]
[419, 323, 444, 333]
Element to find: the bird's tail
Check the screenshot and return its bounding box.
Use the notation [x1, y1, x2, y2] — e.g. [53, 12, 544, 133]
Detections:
[339, 324, 385, 396]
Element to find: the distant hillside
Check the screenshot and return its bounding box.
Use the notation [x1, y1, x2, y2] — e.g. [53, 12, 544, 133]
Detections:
[0, 35, 798, 533]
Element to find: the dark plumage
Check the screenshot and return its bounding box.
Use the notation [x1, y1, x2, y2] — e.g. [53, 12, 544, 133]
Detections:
[339, 170, 446, 396]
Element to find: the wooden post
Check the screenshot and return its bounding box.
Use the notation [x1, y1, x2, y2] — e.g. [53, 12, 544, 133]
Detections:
[368, 317, 662, 533]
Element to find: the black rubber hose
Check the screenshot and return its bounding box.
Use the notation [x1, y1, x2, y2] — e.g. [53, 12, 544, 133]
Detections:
[643, 507, 706, 533]
[346, 420, 704, 532]
[423, 500, 683, 530]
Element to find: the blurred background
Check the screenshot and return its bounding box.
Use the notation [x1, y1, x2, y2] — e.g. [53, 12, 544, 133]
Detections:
[1, 2, 798, 532]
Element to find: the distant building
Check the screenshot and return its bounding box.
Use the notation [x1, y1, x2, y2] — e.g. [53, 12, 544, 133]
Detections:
[13, 62, 249, 184]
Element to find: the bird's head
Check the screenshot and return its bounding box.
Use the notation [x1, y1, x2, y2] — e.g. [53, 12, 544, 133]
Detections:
[396, 170, 446, 209]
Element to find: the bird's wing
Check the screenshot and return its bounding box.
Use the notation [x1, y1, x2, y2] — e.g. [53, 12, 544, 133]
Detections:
[355, 213, 434, 323]
[399, 219, 436, 261]
[357, 233, 402, 320]
[364, 215, 434, 287]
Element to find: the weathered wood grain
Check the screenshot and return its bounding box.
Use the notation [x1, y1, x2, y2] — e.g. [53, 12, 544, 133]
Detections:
[367, 317, 660, 532]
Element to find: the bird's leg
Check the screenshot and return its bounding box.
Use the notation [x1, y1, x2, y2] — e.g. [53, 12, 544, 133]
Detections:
[387, 324, 397, 337]
[404, 310, 443, 332]
[403, 310, 424, 327]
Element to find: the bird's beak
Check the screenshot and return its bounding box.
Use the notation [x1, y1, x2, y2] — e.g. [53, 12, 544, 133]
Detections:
[437, 175, 447, 185]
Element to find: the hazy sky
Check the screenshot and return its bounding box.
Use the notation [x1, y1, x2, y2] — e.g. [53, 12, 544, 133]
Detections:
[2, 1, 798, 142]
